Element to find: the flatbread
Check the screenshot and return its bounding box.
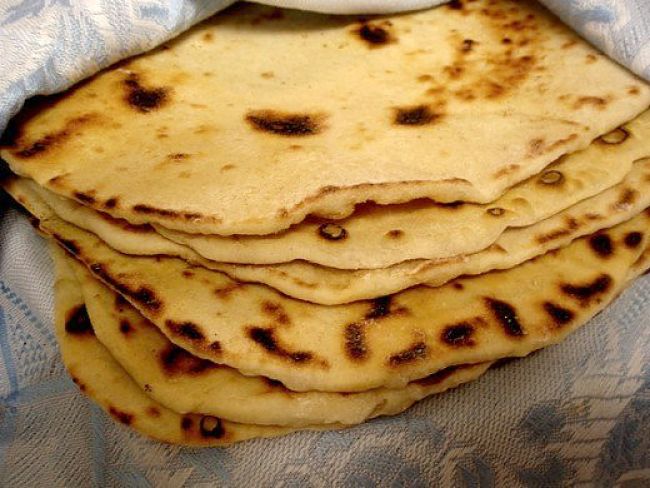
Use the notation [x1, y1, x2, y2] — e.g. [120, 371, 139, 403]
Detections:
[31, 199, 650, 392]
[52, 245, 316, 445]
[630, 245, 650, 279]
[55, 247, 650, 446]
[15, 178, 203, 259]
[2, 0, 648, 235]
[155, 114, 650, 268]
[232, 158, 650, 302]
[8, 154, 650, 304]
[74, 258, 491, 426]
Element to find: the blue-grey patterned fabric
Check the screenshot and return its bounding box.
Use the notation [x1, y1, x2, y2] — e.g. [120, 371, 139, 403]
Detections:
[1, 1, 649, 486]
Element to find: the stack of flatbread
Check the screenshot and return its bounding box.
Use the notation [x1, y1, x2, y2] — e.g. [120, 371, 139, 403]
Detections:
[1, 0, 649, 446]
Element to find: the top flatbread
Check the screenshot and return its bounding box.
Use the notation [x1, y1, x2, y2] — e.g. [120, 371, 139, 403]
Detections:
[2, 0, 649, 235]
[19, 116, 649, 270]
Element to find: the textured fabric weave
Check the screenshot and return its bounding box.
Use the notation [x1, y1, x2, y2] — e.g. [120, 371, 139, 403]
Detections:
[1, 1, 649, 485]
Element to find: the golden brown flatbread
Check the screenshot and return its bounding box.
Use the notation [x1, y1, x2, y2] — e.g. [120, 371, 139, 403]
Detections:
[32, 200, 650, 392]
[75, 258, 491, 426]
[2, 0, 648, 235]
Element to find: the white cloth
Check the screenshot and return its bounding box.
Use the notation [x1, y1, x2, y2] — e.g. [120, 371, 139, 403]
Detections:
[256, 0, 445, 13]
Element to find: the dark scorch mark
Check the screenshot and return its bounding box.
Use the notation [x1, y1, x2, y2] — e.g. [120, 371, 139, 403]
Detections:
[543, 302, 574, 327]
[485, 298, 525, 337]
[246, 110, 324, 136]
[123, 74, 169, 113]
[65, 305, 94, 336]
[248, 327, 313, 363]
